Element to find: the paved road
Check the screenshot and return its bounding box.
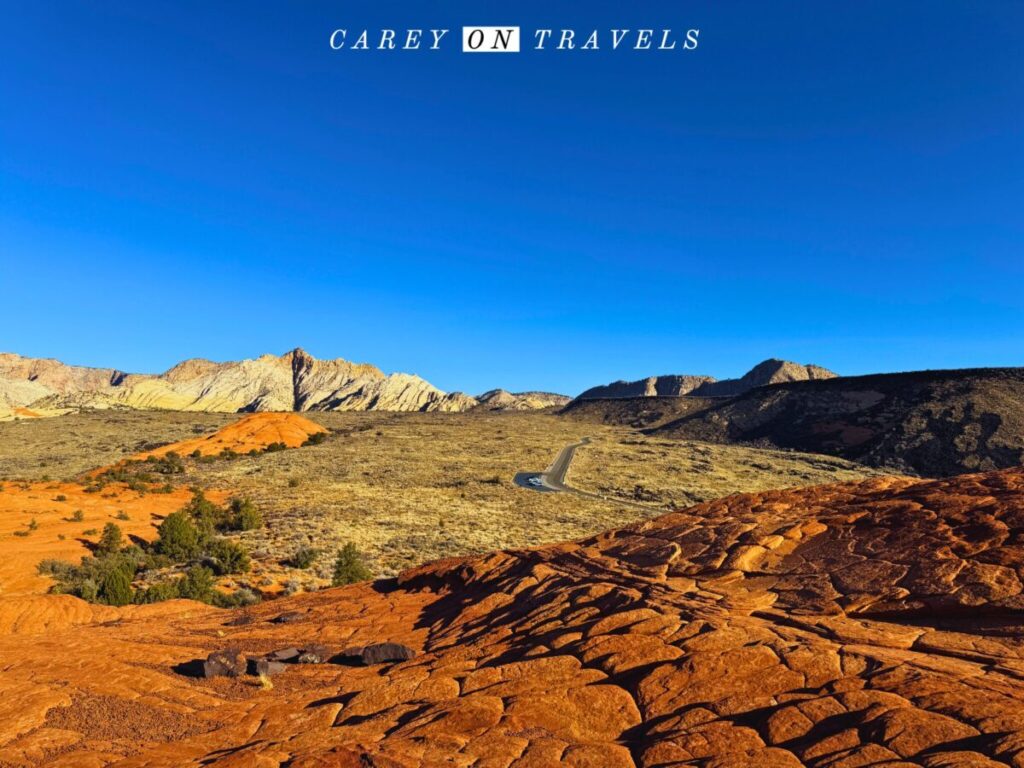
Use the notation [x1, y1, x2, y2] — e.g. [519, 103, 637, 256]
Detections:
[514, 437, 658, 510]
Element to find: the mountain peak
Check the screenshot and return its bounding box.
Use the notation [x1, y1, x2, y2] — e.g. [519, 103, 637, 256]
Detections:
[476, 389, 571, 411]
[740, 358, 836, 385]
[0, 350, 470, 416]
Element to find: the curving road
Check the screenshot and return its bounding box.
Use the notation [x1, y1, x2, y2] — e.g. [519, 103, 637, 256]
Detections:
[514, 437, 658, 509]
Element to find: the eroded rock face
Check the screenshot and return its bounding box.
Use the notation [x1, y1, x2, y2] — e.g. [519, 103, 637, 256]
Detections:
[577, 373, 717, 399]
[3, 469, 1024, 765]
[0, 349, 482, 415]
[692, 358, 837, 397]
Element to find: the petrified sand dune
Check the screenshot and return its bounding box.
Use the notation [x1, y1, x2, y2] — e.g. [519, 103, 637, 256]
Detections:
[134, 412, 327, 459]
[3, 468, 1024, 765]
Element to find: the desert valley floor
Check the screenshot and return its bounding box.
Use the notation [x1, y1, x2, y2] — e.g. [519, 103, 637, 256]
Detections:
[1, 409, 1023, 766]
[0, 409, 883, 584]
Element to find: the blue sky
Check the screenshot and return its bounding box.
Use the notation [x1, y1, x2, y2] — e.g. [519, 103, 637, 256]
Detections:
[2, 1, 1021, 396]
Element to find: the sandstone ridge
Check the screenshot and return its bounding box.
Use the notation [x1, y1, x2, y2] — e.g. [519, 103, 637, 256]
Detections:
[476, 389, 571, 411]
[0, 349, 494, 416]
[576, 358, 836, 400]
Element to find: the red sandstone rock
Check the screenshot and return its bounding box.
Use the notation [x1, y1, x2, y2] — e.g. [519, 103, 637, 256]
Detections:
[4, 469, 1024, 765]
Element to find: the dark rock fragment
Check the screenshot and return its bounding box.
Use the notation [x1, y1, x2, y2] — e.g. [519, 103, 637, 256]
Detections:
[255, 659, 287, 677]
[266, 647, 301, 663]
[297, 644, 331, 664]
[203, 648, 246, 678]
[359, 642, 416, 665]
[271, 611, 305, 624]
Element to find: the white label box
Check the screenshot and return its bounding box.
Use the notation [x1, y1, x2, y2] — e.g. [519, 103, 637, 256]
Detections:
[462, 27, 521, 53]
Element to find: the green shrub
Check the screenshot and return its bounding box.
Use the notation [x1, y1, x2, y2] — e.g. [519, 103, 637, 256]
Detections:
[331, 543, 372, 586]
[96, 522, 123, 556]
[288, 546, 319, 569]
[54, 494, 67, 502]
[100, 566, 133, 606]
[287, 478, 300, 488]
[229, 498, 262, 531]
[79, 578, 99, 602]
[302, 431, 328, 446]
[264, 441, 287, 453]
[82, 528, 98, 536]
[183, 490, 230, 534]
[155, 451, 185, 474]
[155, 511, 200, 562]
[43, 548, 137, 598]
[38, 559, 76, 580]
[178, 565, 215, 602]
[70, 510, 85, 522]
[36, 488, 256, 610]
[28, 518, 38, 531]
[211, 587, 261, 608]
[206, 537, 251, 575]
[115, 510, 130, 520]
[134, 579, 180, 604]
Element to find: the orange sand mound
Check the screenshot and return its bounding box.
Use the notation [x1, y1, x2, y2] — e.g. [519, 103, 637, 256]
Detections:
[3, 469, 1024, 765]
[12, 407, 41, 419]
[136, 412, 327, 460]
[0, 481, 224, 596]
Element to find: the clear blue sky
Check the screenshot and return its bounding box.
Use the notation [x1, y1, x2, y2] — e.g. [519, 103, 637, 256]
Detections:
[2, 2, 1021, 396]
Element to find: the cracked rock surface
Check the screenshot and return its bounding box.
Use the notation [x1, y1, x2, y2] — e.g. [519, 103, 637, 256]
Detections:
[3, 469, 1024, 766]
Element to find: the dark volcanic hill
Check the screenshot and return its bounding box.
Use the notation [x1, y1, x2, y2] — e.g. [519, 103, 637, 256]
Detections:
[653, 367, 1024, 477]
[560, 395, 718, 429]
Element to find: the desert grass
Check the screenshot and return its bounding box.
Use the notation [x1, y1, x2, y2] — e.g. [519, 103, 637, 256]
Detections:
[175, 411, 886, 583]
[179, 412, 635, 582]
[0, 409, 886, 589]
[0, 410, 233, 480]
[567, 434, 890, 508]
